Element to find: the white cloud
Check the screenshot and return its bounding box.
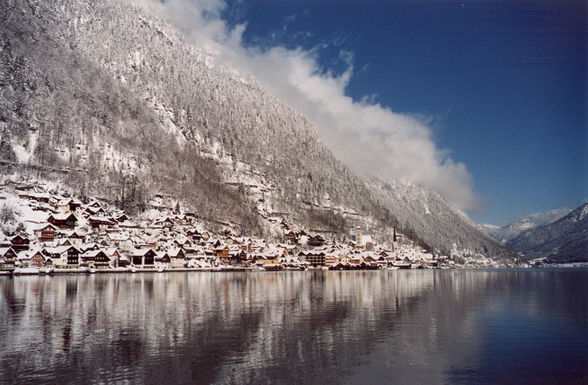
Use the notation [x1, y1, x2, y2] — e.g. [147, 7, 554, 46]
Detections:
[133, 0, 481, 211]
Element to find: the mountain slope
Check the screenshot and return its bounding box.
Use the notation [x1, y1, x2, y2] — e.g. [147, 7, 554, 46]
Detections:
[0, 0, 515, 260]
[478, 208, 571, 244]
[368, 179, 512, 259]
[507, 203, 588, 263]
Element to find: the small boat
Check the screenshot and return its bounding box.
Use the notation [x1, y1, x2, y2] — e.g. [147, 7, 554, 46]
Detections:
[392, 262, 412, 269]
[263, 264, 283, 271]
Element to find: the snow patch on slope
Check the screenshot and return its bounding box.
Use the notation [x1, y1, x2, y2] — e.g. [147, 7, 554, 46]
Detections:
[479, 207, 571, 244]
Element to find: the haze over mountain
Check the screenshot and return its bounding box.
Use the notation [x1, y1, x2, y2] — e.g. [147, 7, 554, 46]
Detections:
[132, 0, 482, 214]
[0, 0, 515, 260]
[478, 207, 571, 244]
[507, 203, 588, 263]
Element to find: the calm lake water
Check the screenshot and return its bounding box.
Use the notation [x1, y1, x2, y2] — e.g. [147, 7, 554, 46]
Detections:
[0, 269, 587, 384]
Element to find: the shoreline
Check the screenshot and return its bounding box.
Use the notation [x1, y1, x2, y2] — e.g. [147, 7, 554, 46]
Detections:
[2, 264, 586, 277]
[0, 266, 251, 276]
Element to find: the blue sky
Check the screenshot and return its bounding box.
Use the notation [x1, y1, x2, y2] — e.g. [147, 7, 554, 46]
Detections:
[215, 0, 586, 225]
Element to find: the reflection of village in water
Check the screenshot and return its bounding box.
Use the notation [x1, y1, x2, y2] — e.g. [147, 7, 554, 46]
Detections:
[2, 269, 586, 384]
[0, 271, 476, 384]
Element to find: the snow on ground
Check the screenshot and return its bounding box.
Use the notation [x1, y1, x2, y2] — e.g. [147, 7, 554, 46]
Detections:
[11, 140, 32, 164]
[0, 189, 48, 233]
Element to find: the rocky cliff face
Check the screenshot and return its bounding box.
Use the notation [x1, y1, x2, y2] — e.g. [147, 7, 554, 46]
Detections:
[0, 0, 516, 260]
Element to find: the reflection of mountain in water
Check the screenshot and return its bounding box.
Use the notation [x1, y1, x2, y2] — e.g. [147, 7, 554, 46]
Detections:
[0, 271, 586, 385]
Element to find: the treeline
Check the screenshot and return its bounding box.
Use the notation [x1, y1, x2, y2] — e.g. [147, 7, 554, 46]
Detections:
[0, 0, 514, 258]
[0, 0, 396, 238]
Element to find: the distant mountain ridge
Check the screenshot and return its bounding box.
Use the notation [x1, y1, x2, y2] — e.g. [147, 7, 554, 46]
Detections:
[0, 0, 516, 261]
[478, 208, 571, 244]
[507, 203, 588, 263]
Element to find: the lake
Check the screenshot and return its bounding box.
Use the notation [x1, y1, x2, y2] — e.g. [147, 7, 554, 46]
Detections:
[0, 269, 586, 384]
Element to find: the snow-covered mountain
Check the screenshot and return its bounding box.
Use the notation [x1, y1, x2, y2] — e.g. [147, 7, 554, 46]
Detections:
[507, 203, 588, 263]
[0, 0, 516, 260]
[478, 208, 571, 244]
[368, 179, 508, 260]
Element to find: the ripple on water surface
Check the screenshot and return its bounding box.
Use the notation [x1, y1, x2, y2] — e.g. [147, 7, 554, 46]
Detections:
[0, 269, 586, 385]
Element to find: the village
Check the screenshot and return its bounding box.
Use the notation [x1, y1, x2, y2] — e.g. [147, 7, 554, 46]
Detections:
[0, 181, 503, 276]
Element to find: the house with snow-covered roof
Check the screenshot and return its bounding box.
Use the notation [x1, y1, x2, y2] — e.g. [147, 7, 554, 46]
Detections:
[168, 248, 186, 268]
[130, 248, 156, 266]
[112, 213, 129, 223]
[48, 213, 78, 229]
[43, 245, 81, 268]
[10, 234, 30, 251]
[88, 216, 115, 230]
[17, 191, 51, 203]
[81, 249, 112, 269]
[107, 232, 130, 248]
[155, 217, 174, 228]
[18, 248, 48, 268]
[34, 223, 58, 243]
[84, 206, 105, 216]
[62, 230, 86, 243]
[104, 248, 123, 267]
[87, 200, 103, 209]
[57, 198, 83, 213]
[156, 251, 171, 267]
[118, 220, 139, 229]
[0, 247, 18, 269]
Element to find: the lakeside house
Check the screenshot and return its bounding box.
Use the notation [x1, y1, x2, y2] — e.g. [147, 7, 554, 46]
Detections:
[0, 247, 18, 269]
[131, 248, 156, 267]
[43, 245, 82, 268]
[169, 248, 186, 268]
[20, 248, 49, 268]
[0, 183, 470, 273]
[82, 250, 112, 269]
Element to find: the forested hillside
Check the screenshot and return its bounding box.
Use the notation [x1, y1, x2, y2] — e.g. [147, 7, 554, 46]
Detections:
[0, 0, 516, 260]
[507, 203, 588, 263]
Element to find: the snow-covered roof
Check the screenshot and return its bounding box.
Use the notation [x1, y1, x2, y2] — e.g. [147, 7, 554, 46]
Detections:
[64, 230, 85, 237]
[168, 248, 184, 257]
[34, 223, 58, 231]
[108, 233, 128, 241]
[44, 245, 80, 254]
[16, 247, 42, 259]
[82, 250, 109, 259]
[17, 191, 51, 199]
[0, 247, 17, 256]
[49, 213, 78, 221]
[118, 220, 139, 228]
[89, 215, 114, 223]
[104, 247, 119, 255]
[57, 198, 82, 206]
[131, 248, 155, 256]
[79, 243, 98, 250]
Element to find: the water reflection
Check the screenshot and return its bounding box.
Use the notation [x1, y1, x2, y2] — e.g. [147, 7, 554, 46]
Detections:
[0, 270, 586, 384]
